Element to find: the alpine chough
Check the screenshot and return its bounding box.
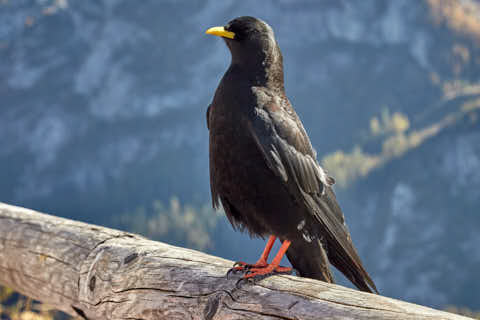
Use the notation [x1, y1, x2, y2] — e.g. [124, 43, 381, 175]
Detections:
[206, 16, 377, 293]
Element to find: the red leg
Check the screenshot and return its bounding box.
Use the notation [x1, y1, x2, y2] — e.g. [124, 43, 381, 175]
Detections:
[244, 240, 292, 278]
[256, 235, 276, 265]
[230, 236, 276, 273]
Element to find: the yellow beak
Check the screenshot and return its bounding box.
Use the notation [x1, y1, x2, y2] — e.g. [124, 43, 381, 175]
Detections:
[205, 26, 235, 39]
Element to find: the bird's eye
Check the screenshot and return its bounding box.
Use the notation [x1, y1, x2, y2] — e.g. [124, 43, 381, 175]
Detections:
[225, 24, 248, 41]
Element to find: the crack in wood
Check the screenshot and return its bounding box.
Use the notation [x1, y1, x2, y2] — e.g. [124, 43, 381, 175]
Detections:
[258, 282, 431, 316]
[0, 217, 93, 250]
[222, 301, 295, 320]
[113, 287, 178, 294]
[93, 298, 131, 306]
[89, 275, 96, 291]
[27, 250, 78, 269]
[154, 255, 231, 267]
[287, 300, 299, 310]
[204, 293, 221, 320]
[124, 252, 139, 264]
[72, 306, 89, 320]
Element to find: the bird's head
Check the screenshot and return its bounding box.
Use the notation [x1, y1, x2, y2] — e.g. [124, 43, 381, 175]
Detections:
[206, 16, 282, 71]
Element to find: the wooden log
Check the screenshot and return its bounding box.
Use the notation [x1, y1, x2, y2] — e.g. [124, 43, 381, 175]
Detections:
[0, 202, 472, 320]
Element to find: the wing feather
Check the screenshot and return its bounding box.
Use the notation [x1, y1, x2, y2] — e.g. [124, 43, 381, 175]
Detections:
[246, 94, 377, 293]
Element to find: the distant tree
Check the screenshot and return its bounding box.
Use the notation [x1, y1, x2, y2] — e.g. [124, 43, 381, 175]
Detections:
[114, 197, 221, 251]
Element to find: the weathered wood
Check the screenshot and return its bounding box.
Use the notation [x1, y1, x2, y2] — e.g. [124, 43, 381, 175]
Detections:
[0, 203, 471, 320]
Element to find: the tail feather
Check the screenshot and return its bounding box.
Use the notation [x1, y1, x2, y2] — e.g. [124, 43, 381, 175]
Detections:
[286, 237, 378, 294]
[316, 188, 378, 294]
[329, 249, 378, 294]
[285, 238, 335, 283]
[292, 187, 378, 294]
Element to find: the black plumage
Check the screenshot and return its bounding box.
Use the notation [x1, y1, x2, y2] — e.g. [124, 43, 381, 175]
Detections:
[206, 16, 377, 293]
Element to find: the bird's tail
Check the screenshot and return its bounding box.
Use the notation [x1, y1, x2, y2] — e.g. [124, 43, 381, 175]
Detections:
[285, 238, 335, 283]
[327, 243, 378, 294]
[286, 186, 378, 293]
[314, 188, 379, 294]
[286, 237, 378, 294]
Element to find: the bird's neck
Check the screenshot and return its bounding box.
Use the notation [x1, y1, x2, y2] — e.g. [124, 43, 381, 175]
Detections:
[230, 47, 285, 92]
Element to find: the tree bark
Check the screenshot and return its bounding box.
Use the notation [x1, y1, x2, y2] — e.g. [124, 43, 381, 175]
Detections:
[0, 202, 472, 320]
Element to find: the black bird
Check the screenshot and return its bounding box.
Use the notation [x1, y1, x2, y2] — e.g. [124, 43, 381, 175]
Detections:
[206, 16, 378, 293]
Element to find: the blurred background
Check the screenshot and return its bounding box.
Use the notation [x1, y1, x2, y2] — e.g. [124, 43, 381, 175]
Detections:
[1, 0, 480, 318]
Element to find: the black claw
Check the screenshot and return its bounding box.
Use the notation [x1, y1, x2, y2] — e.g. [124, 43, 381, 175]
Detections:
[227, 265, 247, 278]
[233, 261, 246, 268]
[227, 267, 239, 278]
[235, 277, 248, 289]
[233, 261, 252, 270]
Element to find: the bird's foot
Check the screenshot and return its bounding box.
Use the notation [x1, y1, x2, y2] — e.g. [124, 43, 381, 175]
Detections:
[234, 264, 292, 288]
[226, 260, 268, 278]
[244, 264, 292, 279]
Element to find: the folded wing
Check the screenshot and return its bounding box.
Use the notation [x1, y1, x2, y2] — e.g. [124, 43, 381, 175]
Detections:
[246, 92, 377, 293]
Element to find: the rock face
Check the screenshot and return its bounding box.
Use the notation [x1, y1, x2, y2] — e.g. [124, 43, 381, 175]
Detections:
[1, 0, 479, 310]
[343, 122, 480, 308]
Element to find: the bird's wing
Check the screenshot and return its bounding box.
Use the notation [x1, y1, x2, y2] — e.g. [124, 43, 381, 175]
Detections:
[246, 88, 335, 201]
[206, 103, 221, 210]
[206, 104, 211, 130]
[246, 89, 377, 293]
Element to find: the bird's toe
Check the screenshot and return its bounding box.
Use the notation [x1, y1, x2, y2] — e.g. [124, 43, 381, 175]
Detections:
[243, 264, 292, 279]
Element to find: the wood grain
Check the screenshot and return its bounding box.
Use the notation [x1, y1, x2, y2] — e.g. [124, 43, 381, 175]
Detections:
[0, 203, 472, 319]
